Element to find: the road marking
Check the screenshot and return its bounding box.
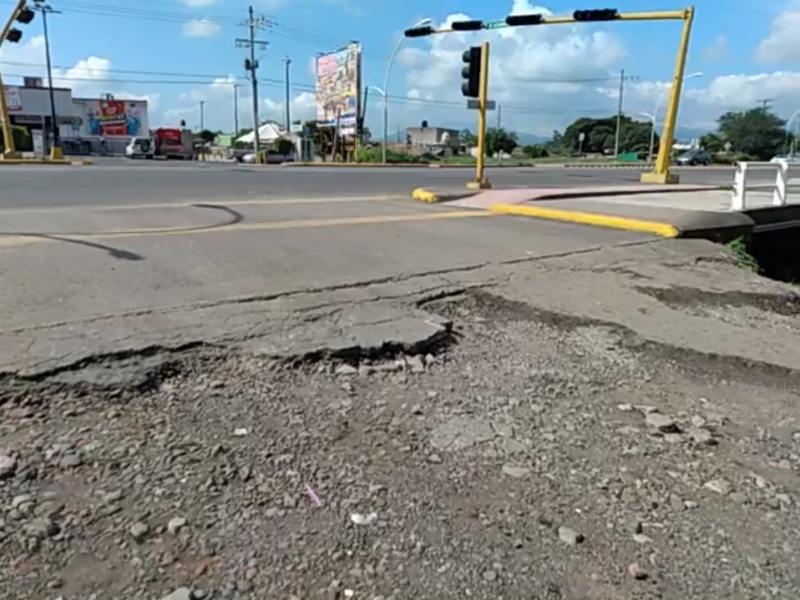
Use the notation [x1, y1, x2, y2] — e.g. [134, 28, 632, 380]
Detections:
[0, 210, 492, 248]
[0, 195, 409, 215]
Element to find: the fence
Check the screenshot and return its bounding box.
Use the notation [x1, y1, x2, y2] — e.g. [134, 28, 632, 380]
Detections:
[731, 160, 799, 211]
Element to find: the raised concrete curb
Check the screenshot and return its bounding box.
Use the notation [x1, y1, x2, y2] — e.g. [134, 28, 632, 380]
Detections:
[411, 187, 480, 203]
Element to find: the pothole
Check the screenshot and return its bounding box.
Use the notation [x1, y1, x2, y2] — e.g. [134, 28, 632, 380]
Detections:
[636, 286, 800, 317]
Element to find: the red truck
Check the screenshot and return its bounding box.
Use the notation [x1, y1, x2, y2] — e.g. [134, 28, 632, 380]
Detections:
[153, 127, 194, 160]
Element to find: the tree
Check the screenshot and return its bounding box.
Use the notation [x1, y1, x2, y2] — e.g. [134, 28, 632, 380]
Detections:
[198, 129, 216, 144]
[275, 137, 294, 156]
[699, 132, 725, 153]
[558, 116, 655, 156]
[484, 127, 518, 155]
[522, 144, 549, 159]
[716, 109, 785, 160]
[460, 129, 476, 147]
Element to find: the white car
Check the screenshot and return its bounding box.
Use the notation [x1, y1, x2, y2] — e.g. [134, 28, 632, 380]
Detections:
[770, 155, 800, 163]
[125, 136, 154, 159]
[241, 149, 293, 164]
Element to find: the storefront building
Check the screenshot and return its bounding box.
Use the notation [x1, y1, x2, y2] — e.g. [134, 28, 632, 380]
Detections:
[3, 82, 150, 155]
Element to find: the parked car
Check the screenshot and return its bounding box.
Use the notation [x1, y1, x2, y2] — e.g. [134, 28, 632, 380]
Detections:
[241, 149, 293, 164]
[674, 149, 712, 166]
[770, 154, 800, 164]
[125, 136, 155, 159]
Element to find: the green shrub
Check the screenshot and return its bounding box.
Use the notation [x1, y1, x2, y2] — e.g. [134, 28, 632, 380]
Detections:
[355, 147, 426, 163]
[0, 126, 32, 152]
[712, 152, 754, 165]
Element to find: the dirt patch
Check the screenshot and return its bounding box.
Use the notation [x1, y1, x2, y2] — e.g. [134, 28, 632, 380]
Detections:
[636, 285, 800, 317]
[425, 289, 800, 390]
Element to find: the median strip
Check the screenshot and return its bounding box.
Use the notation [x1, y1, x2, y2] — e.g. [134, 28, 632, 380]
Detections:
[488, 203, 679, 237]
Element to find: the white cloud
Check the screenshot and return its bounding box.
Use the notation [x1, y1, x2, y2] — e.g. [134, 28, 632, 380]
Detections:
[262, 91, 317, 123]
[1, 36, 158, 108]
[394, 0, 626, 135]
[182, 18, 221, 39]
[755, 8, 800, 62]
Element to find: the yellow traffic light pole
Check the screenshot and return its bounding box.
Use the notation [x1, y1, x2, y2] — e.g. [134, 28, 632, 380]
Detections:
[467, 41, 491, 190]
[0, 0, 26, 158]
[416, 7, 695, 184]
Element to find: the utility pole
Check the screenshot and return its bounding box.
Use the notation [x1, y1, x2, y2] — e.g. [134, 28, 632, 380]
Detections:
[33, 1, 62, 160]
[236, 6, 268, 162]
[496, 104, 501, 129]
[233, 83, 239, 135]
[613, 68, 624, 158]
[199, 100, 205, 160]
[757, 98, 774, 112]
[283, 56, 291, 131]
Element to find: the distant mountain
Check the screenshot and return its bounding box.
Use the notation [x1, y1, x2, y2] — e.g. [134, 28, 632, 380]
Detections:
[514, 132, 551, 145]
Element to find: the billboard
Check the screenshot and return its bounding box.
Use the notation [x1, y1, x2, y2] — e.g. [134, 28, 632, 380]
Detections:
[73, 98, 148, 137]
[315, 43, 361, 128]
[3, 86, 22, 112]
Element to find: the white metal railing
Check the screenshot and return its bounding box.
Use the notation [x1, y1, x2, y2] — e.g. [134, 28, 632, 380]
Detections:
[731, 160, 799, 211]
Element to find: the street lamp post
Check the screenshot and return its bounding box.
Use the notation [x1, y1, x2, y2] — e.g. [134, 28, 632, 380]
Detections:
[785, 108, 800, 156]
[383, 17, 431, 163]
[647, 71, 702, 163]
[33, 0, 62, 160]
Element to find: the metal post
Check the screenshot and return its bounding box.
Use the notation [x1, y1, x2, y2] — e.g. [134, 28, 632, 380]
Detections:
[284, 57, 291, 130]
[468, 41, 490, 190]
[248, 7, 260, 163]
[613, 68, 624, 158]
[0, 0, 26, 158]
[40, 5, 62, 160]
[233, 83, 239, 135]
[642, 7, 694, 184]
[199, 100, 205, 161]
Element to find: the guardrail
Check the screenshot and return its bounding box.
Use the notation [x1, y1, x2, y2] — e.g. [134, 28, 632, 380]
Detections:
[731, 160, 798, 211]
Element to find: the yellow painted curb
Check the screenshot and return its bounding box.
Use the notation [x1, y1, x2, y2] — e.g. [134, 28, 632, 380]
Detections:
[488, 203, 679, 237]
[411, 188, 438, 203]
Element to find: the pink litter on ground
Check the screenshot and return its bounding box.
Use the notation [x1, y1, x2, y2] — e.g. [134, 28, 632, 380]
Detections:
[306, 484, 321, 507]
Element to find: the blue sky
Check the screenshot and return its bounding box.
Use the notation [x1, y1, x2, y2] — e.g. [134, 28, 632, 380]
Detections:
[1, 0, 799, 137]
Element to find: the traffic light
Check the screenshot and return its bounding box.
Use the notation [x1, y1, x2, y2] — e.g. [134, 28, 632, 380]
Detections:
[573, 9, 619, 21]
[404, 25, 434, 37]
[461, 46, 482, 98]
[16, 7, 34, 24]
[451, 20, 483, 31]
[3, 5, 36, 44]
[506, 13, 543, 26]
[244, 58, 252, 72]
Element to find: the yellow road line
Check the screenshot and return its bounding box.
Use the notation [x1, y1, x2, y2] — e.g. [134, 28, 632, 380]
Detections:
[0, 195, 408, 215]
[488, 203, 679, 237]
[0, 210, 492, 248]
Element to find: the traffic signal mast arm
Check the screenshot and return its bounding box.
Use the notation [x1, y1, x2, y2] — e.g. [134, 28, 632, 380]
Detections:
[1, 0, 37, 157]
[404, 8, 689, 36]
[404, 6, 695, 184]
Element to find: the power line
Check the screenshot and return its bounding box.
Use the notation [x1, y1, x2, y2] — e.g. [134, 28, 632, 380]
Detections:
[0, 0, 638, 79]
[0, 68, 619, 115]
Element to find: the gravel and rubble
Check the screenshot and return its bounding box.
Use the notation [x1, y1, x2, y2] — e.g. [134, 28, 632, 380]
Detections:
[2, 244, 800, 599]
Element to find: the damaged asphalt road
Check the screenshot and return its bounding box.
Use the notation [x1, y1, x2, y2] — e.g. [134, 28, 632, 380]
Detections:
[1, 239, 800, 599]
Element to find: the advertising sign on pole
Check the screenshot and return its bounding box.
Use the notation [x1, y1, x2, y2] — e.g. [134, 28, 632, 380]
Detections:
[4, 87, 22, 112]
[315, 43, 361, 128]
